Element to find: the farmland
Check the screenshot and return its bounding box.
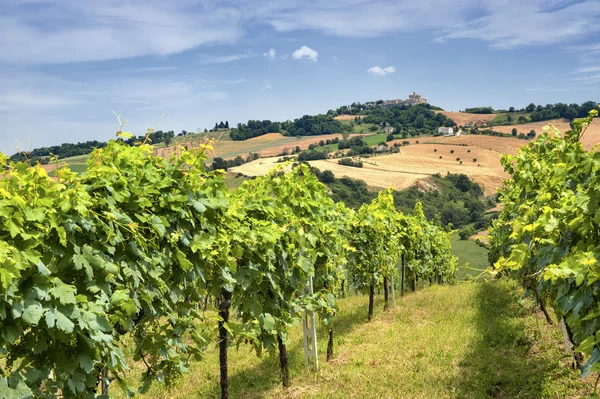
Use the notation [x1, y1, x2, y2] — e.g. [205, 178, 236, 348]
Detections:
[434, 111, 498, 126]
[232, 140, 508, 195]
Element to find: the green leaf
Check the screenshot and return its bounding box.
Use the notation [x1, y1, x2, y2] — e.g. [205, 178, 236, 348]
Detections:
[22, 299, 44, 325]
[50, 282, 76, 306]
[260, 313, 275, 333]
[46, 307, 75, 333]
[77, 352, 95, 373]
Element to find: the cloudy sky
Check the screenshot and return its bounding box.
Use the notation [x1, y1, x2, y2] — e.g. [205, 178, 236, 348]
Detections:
[1, 0, 599, 154]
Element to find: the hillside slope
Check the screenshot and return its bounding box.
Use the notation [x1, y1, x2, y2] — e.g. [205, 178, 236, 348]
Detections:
[110, 282, 593, 398]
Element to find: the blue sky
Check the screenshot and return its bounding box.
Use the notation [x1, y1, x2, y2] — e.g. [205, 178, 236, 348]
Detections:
[1, 0, 599, 155]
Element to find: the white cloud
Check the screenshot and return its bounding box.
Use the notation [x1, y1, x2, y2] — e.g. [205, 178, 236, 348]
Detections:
[434, 1, 600, 49]
[292, 46, 319, 62]
[0, 1, 243, 64]
[367, 66, 396, 76]
[2, 0, 599, 65]
[198, 53, 255, 65]
[575, 66, 600, 73]
[263, 49, 277, 60]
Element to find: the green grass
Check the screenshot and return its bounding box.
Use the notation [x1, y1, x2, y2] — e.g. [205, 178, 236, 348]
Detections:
[223, 172, 249, 190]
[490, 112, 531, 125]
[450, 233, 489, 281]
[109, 281, 594, 399]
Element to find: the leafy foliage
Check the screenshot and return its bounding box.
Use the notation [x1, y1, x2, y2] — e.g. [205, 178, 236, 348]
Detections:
[489, 107, 600, 377]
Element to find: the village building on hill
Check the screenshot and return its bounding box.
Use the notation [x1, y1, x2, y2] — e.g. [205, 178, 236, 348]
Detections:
[380, 92, 428, 108]
[406, 91, 428, 105]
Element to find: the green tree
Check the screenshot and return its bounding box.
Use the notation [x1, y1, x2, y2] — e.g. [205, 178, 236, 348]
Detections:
[511, 128, 518, 136]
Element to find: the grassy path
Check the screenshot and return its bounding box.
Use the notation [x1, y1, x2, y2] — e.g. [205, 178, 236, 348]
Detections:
[112, 282, 593, 398]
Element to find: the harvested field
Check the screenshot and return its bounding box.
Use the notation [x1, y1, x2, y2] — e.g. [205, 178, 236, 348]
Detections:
[404, 135, 525, 155]
[492, 119, 571, 136]
[577, 118, 600, 151]
[334, 114, 365, 120]
[232, 143, 508, 195]
[436, 112, 498, 126]
[154, 133, 362, 160]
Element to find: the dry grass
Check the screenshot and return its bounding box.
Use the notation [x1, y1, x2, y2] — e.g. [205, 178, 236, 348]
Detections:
[492, 119, 571, 136]
[154, 133, 363, 161]
[233, 143, 508, 195]
[334, 115, 365, 121]
[436, 111, 498, 126]
[415, 135, 525, 155]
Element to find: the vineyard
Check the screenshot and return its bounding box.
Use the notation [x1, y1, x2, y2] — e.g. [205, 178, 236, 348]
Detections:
[0, 130, 456, 398]
[3, 109, 600, 398]
[490, 109, 600, 381]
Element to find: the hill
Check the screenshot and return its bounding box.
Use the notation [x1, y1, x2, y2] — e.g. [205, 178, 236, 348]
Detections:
[108, 282, 593, 398]
[435, 111, 498, 126]
[232, 139, 507, 195]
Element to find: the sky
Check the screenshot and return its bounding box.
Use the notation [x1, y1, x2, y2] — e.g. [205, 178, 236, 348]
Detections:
[1, 0, 599, 155]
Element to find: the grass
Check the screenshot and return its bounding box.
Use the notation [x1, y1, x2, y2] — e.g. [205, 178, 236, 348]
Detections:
[224, 172, 249, 190]
[109, 281, 594, 399]
[451, 232, 489, 281]
[490, 112, 531, 126]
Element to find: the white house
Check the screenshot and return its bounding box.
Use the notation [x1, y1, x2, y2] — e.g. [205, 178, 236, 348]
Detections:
[438, 127, 454, 136]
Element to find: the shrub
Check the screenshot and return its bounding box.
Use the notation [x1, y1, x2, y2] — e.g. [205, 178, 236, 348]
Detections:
[467, 149, 471, 153]
[439, 156, 443, 159]
[458, 226, 475, 240]
[456, 157, 460, 161]
[338, 158, 363, 168]
[434, 149, 437, 152]
[450, 150, 455, 154]
[473, 158, 477, 162]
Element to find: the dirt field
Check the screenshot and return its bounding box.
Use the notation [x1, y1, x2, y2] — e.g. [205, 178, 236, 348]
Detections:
[397, 135, 526, 155]
[436, 112, 498, 126]
[580, 119, 600, 150]
[470, 230, 490, 244]
[334, 114, 365, 121]
[492, 119, 571, 136]
[232, 142, 508, 195]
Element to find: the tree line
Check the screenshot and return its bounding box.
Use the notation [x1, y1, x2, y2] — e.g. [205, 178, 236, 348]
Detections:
[463, 101, 598, 122]
[0, 137, 457, 398]
[9, 130, 175, 165]
[229, 114, 349, 141]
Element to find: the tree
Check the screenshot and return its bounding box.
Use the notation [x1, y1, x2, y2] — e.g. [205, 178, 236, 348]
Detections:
[509, 106, 515, 112]
[219, 121, 225, 129]
[506, 114, 513, 123]
[458, 226, 475, 240]
[511, 128, 518, 136]
[518, 116, 527, 124]
[214, 123, 219, 131]
[225, 121, 230, 129]
[525, 103, 536, 112]
[528, 130, 536, 139]
[565, 106, 578, 120]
